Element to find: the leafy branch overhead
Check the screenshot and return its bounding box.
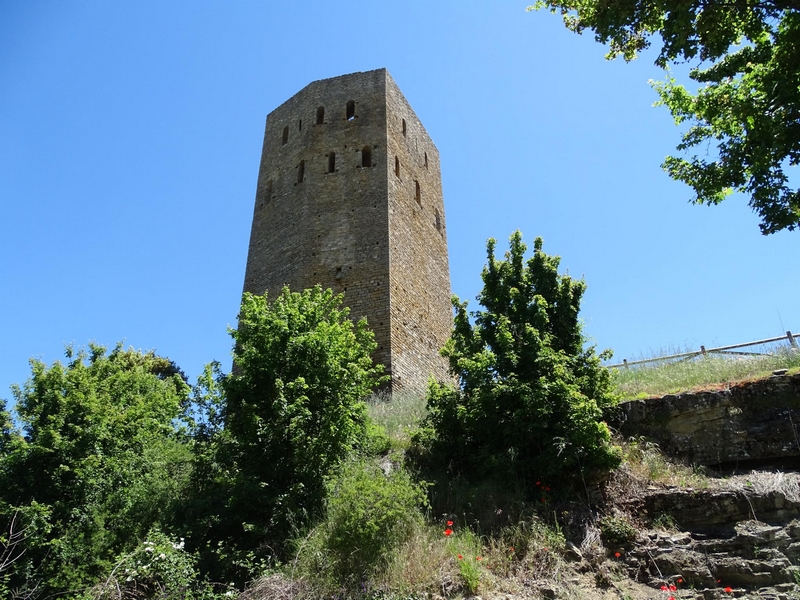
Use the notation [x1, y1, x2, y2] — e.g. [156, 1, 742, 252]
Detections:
[530, 0, 800, 234]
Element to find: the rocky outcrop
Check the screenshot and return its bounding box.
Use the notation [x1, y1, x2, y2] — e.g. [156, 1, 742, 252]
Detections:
[613, 473, 800, 599]
[608, 372, 800, 467]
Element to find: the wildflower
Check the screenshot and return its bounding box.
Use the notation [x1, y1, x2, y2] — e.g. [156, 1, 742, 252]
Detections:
[145, 547, 154, 553]
[545, 486, 551, 491]
[509, 547, 514, 553]
[446, 520, 453, 526]
[476, 556, 482, 561]
[668, 597, 675, 600]
[159, 552, 166, 560]
[669, 585, 677, 591]
[724, 587, 733, 593]
[661, 585, 668, 591]
[458, 554, 463, 560]
[536, 481, 541, 485]
[444, 528, 453, 537]
[614, 552, 621, 558]
[677, 578, 683, 584]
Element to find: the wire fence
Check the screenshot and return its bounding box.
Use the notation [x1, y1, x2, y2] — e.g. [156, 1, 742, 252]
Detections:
[606, 330, 799, 369]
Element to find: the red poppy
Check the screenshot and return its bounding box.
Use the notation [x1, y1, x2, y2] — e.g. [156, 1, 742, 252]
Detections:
[677, 578, 683, 584]
[536, 481, 541, 485]
[724, 587, 733, 593]
[457, 554, 463, 560]
[476, 556, 482, 561]
[446, 520, 453, 526]
[509, 547, 514, 552]
[669, 585, 677, 591]
[545, 487, 551, 491]
[614, 552, 621, 558]
[668, 597, 675, 600]
[444, 528, 453, 537]
[660, 585, 668, 591]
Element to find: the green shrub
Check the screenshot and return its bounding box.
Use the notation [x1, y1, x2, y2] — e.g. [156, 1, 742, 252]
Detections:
[96, 528, 226, 600]
[0, 345, 193, 596]
[413, 232, 620, 491]
[314, 459, 427, 584]
[192, 286, 388, 583]
[598, 515, 637, 549]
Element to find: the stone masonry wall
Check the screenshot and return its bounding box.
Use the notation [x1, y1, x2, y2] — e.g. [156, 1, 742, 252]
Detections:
[385, 73, 451, 394]
[242, 69, 451, 393]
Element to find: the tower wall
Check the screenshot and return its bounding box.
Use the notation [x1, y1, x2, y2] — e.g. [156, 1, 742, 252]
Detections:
[242, 69, 450, 394]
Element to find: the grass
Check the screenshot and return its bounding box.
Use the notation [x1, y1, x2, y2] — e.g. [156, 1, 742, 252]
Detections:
[365, 389, 427, 448]
[610, 345, 800, 399]
[251, 514, 571, 600]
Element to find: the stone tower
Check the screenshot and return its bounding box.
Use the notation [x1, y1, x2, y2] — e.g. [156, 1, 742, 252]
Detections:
[242, 69, 451, 394]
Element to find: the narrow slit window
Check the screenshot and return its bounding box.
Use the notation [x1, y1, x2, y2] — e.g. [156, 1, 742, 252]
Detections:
[361, 146, 372, 168]
[316, 106, 325, 125]
[328, 152, 336, 173]
[424, 152, 428, 168]
[395, 156, 400, 178]
[298, 119, 302, 131]
[435, 208, 442, 232]
[415, 181, 421, 206]
[402, 118, 407, 137]
[297, 160, 305, 184]
[282, 126, 289, 145]
[346, 100, 355, 121]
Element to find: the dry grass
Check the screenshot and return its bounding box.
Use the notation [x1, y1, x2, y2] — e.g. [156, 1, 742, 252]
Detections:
[615, 437, 709, 489]
[365, 389, 427, 448]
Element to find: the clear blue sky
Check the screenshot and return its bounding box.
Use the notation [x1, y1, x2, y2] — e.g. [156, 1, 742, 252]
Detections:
[1, 1, 797, 401]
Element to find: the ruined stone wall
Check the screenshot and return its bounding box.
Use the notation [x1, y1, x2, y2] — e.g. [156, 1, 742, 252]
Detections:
[242, 69, 451, 393]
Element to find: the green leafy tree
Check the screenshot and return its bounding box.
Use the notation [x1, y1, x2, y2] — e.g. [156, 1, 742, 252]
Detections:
[0, 344, 193, 595]
[190, 286, 387, 582]
[530, 0, 800, 234]
[416, 232, 619, 487]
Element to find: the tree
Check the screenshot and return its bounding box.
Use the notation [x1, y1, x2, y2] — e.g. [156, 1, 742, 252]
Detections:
[190, 286, 387, 581]
[0, 344, 193, 595]
[530, 0, 800, 234]
[416, 232, 619, 487]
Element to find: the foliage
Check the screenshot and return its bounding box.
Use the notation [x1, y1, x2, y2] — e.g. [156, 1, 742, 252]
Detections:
[0, 344, 193, 596]
[530, 0, 800, 234]
[366, 389, 428, 450]
[190, 286, 387, 582]
[413, 232, 619, 489]
[95, 528, 226, 600]
[304, 459, 427, 585]
[598, 515, 637, 548]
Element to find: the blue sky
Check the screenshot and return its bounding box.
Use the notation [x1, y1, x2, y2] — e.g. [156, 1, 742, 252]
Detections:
[1, 1, 797, 400]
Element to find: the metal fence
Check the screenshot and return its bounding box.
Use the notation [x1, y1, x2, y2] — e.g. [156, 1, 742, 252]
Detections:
[606, 330, 799, 369]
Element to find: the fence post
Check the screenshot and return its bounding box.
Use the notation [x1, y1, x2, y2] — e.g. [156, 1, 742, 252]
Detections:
[623, 359, 629, 370]
[700, 345, 707, 356]
[788, 331, 798, 349]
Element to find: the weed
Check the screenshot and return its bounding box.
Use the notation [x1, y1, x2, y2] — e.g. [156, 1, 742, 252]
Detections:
[366, 390, 427, 449]
[598, 516, 637, 548]
[652, 513, 679, 532]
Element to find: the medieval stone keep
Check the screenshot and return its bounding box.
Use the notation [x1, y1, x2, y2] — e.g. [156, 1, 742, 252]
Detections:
[242, 69, 451, 393]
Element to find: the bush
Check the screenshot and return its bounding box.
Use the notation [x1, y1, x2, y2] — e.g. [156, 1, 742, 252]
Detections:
[0, 345, 193, 596]
[300, 459, 427, 586]
[192, 286, 388, 582]
[413, 232, 620, 491]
